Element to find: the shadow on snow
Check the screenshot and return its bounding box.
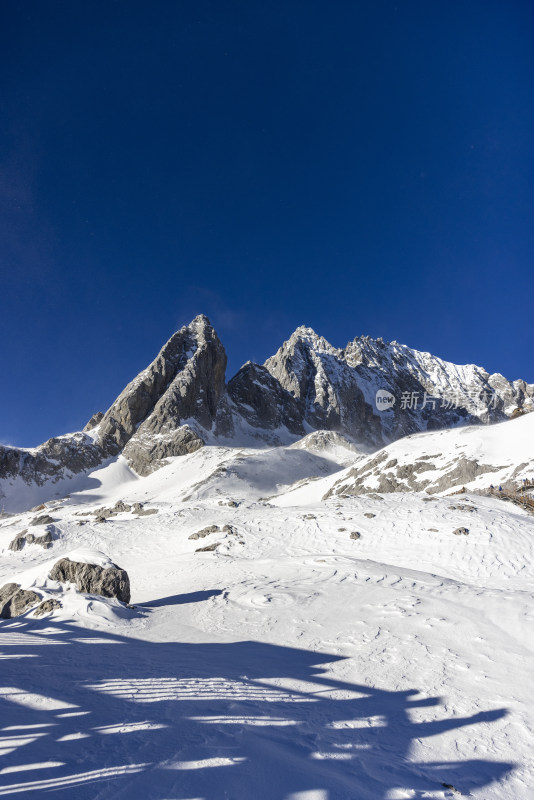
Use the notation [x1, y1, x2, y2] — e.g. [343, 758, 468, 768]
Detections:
[138, 590, 224, 608]
[0, 608, 513, 799]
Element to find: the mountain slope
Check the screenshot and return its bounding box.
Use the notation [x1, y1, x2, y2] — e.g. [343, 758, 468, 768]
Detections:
[321, 410, 534, 498]
[1, 427, 533, 798]
[2, 316, 533, 509]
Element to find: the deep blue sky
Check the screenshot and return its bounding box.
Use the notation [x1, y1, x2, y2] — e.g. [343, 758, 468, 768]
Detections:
[1, 1, 533, 447]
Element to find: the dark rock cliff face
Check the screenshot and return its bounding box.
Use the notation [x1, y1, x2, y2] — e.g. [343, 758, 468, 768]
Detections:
[97, 315, 226, 459]
[227, 362, 305, 436]
[0, 433, 104, 486]
[97, 315, 227, 475]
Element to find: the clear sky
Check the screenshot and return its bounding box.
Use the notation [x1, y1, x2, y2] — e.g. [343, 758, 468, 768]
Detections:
[1, 0, 533, 447]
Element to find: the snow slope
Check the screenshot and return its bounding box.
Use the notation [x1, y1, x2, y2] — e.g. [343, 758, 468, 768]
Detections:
[0, 417, 533, 799]
[326, 411, 534, 498]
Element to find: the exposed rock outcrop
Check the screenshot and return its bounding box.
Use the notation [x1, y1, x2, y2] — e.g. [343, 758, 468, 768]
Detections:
[228, 362, 304, 436]
[9, 527, 54, 551]
[189, 524, 237, 540]
[33, 598, 62, 616]
[30, 514, 55, 526]
[97, 315, 226, 475]
[0, 433, 103, 488]
[123, 425, 204, 476]
[83, 411, 104, 431]
[189, 525, 220, 540]
[49, 558, 131, 603]
[0, 583, 41, 618]
[8, 531, 27, 551]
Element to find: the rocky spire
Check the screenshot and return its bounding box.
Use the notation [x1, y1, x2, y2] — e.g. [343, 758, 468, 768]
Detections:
[96, 315, 227, 474]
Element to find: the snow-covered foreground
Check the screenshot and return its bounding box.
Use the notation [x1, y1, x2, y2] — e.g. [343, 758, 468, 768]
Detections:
[0, 430, 533, 799]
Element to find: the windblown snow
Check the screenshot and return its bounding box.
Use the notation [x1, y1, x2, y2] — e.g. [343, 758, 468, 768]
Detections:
[0, 415, 533, 799]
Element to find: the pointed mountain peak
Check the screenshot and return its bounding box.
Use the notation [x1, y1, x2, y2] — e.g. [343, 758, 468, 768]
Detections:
[285, 325, 337, 354]
[96, 314, 227, 472]
[189, 313, 213, 329]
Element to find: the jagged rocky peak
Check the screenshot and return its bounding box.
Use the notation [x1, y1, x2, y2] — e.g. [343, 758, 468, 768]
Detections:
[2, 315, 534, 507]
[263, 326, 384, 446]
[96, 314, 227, 474]
[261, 325, 534, 446]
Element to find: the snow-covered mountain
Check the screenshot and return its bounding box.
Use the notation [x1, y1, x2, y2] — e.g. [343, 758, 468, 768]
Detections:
[260, 325, 533, 443]
[1, 403, 533, 798]
[1, 319, 534, 798]
[1, 314, 533, 506]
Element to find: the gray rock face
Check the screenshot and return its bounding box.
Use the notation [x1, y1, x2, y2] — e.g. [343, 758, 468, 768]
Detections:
[9, 528, 54, 550]
[33, 598, 62, 617]
[30, 514, 55, 526]
[453, 527, 470, 536]
[123, 425, 204, 476]
[8, 531, 27, 551]
[0, 315, 227, 495]
[0, 583, 41, 618]
[227, 362, 304, 436]
[0, 432, 103, 488]
[261, 327, 534, 446]
[264, 328, 383, 447]
[49, 558, 131, 603]
[83, 411, 104, 432]
[97, 316, 226, 467]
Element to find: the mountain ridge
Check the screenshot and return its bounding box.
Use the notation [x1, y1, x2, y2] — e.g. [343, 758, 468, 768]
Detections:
[1, 315, 533, 498]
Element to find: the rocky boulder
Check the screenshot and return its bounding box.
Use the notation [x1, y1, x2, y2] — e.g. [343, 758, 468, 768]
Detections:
[0, 583, 41, 618]
[49, 558, 131, 603]
[30, 514, 55, 526]
[33, 598, 62, 617]
[453, 527, 470, 536]
[188, 524, 220, 540]
[9, 528, 54, 551]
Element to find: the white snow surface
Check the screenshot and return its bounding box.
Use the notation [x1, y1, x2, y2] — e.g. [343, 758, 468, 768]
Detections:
[0, 418, 533, 799]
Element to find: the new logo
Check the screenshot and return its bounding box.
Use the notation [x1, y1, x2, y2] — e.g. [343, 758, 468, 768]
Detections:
[375, 389, 395, 411]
